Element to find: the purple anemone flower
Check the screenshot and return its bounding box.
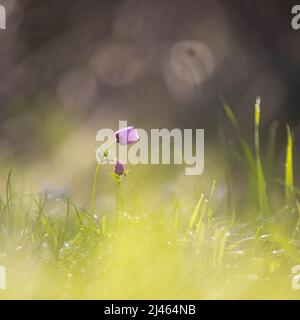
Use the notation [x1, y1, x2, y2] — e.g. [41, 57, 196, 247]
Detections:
[115, 126, 139, 145]
[115, 160, 125, 176]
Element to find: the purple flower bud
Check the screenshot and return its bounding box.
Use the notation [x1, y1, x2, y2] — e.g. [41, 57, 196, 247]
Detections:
[115, 126, 139, 145]
[115, 160, 125, 176]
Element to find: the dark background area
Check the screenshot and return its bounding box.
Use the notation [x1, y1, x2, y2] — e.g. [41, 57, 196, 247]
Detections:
[0, 0, 300, 160]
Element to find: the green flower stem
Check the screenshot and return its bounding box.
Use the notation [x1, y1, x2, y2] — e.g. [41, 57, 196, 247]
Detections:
[117, 180, 123, 213]
[91, 158, 103, 214]
[90, 139, 116, 214]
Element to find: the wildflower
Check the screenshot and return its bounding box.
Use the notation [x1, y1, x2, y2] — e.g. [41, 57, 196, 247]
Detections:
[115, 126, 139, 145]
[115, 160, 125, 176]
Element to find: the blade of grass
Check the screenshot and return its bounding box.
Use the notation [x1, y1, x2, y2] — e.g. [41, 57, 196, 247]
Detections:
[292, 201, 300, 239]
[254, 97, 269, 216]
[207, 180, 216, 228]
[285, 125, 294, 206]
[222, 99, 256, 176]
[266, 121, 278, 185]
[5, 169, 12, 204]
[188, 194, 204, 230]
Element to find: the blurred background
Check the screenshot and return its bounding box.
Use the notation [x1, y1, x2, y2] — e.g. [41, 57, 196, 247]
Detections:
[0, 0, 299, 203]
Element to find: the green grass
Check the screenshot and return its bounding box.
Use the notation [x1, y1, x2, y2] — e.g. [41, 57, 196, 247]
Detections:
[0, 99, 300, 299]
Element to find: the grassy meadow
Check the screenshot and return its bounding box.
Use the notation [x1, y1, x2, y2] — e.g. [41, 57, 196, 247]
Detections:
[0, 100, 300, 299]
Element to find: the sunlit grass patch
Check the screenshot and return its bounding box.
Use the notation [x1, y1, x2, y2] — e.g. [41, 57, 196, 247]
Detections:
[0, 99, 300, 299]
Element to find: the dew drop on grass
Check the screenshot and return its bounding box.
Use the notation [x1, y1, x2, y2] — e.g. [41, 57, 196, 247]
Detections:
[233, 250, 244, 256]
[64, 242, 70, 249]
[271, 249, 285, 255]
[260, 234, 272, 240]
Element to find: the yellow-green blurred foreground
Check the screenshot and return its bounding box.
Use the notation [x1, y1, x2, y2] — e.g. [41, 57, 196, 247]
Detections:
[0, 106, 300, 300]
